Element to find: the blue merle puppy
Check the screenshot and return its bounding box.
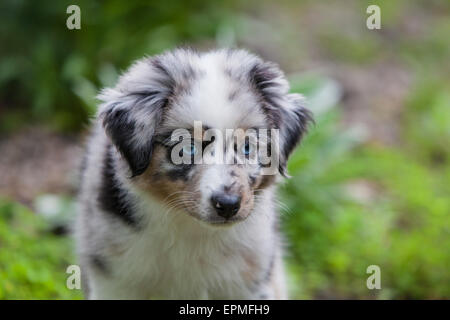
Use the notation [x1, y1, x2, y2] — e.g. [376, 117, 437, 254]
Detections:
[75, 48, 312, 299]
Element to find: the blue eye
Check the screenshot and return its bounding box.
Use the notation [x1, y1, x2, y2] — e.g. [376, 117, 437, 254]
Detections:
[242, 142, 252, 156]
[182, 143, 197, 156]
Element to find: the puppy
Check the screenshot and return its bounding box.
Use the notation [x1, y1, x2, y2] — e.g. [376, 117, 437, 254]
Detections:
[75, 48, 312, 299]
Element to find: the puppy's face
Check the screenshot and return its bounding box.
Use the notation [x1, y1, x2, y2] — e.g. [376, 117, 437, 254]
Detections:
[99, 49, 312, 226]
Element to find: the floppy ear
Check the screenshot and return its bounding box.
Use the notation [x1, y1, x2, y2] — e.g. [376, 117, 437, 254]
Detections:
[98, 58, 173, 177]
[278, 93, 313, 176]
[249, 61, 313, 176]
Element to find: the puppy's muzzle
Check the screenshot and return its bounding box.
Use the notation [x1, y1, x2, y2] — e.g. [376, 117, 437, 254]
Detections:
[210, 192, 241, 219]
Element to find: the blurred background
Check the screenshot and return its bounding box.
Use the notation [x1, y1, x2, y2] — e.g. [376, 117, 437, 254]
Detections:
[0, 0, 449, 299]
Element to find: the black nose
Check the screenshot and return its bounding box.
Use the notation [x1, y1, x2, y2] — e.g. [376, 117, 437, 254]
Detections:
[211, 193, 241, 219]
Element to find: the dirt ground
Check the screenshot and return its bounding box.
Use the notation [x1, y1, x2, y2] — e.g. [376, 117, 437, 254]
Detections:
[0, 128, 83, 205]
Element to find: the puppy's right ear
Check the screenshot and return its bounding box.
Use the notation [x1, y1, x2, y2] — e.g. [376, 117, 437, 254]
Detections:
[98, 58, 173, 177]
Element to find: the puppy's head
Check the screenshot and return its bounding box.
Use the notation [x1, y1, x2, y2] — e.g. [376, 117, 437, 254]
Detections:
[99, 49, 312, 226]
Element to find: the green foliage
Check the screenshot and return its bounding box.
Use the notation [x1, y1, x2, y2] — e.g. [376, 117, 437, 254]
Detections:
[403, 78, 450, 167]
[0, 198, 82, 299]
[282, 76, 450, 299]
[0, 0, 239, 132]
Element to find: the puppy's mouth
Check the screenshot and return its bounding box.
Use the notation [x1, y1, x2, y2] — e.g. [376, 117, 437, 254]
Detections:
[197, 203, 253, 227]
[203, 215, 247, 226]
[179, 205, 251, 227]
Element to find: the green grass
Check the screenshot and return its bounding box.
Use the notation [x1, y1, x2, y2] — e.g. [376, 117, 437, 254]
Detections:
[0, 199, 82, 299]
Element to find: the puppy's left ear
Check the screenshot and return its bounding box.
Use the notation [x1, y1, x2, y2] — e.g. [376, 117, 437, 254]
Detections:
[278, 93, 313, 176]
[249, 61, 313, 177]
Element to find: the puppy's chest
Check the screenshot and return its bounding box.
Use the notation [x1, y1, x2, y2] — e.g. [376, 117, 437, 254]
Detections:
[113, 224, 261, 298]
